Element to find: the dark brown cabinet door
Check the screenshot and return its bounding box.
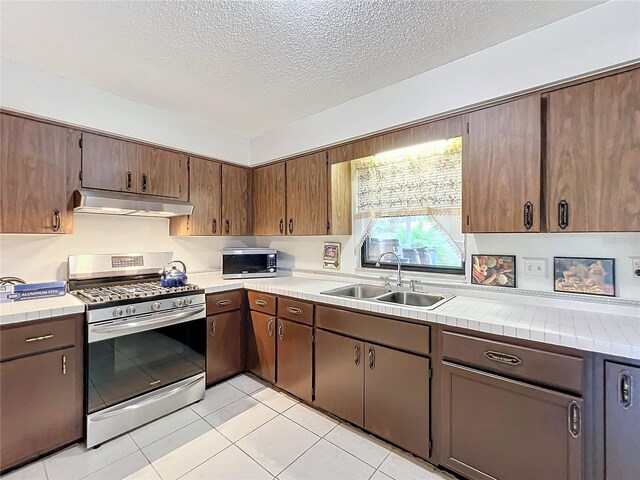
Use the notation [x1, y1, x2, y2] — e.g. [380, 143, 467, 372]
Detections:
[1, 114, 80, 234]
[546, 69, 640, 232]
[364, 343, 430, 459]
[462, 95, 541, 233]
[286, 152, 328, 235]
[441, 362, 583, 480]
[222, 164, 251, 236]
[246, 311, 276, 383]
[206, 311, 243, 385]
[137, 145, 187, 198]
[81, 133, 138, 193]
[171, 157, 222, 236]
[0, 347, 80, 470]
[314, 330, 364, 427]
[252, 163, 286, 235]
[605, 362, 640, 480]
[276, 319, 313, 402]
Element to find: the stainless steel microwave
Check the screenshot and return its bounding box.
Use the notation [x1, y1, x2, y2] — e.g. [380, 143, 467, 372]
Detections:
[221, 248, 277, 279]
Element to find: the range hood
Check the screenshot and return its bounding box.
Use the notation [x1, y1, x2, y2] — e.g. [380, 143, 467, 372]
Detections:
[74, 190, 193, 217]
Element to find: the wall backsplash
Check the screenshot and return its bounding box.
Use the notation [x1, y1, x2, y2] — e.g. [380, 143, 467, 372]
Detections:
[255, 233, 640, 301]
[0, 214, 255, 282]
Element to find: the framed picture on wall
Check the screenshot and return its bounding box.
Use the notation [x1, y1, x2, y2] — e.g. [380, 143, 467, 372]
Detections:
[554, 257, 616, 297]
[471, 255, 516, 287]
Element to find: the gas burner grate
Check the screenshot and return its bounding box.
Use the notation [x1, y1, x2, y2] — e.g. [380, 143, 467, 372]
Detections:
[74, 281, 200, 304]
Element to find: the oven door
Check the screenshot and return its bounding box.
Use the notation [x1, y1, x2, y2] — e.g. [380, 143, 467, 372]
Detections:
[87, 305, 206, 414]
[222, 252, 276, 278]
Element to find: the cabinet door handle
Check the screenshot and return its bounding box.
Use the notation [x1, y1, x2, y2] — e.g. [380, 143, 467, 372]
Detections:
[523, 202, 533, 230]
[141, 173, 148, 193]
[568, 401, 581, 438]
[287, 306, 302, 315]
[126, 171, 132, 190]
[354, 344, 360, 366]
[62, 355, 67, 375]
[215, 299, 232, 307]
[484, 350, 522, 366]
[255, 299, 267, 307]
[212, 218, 217, 234]
[52, 209, 61, 232]
[278, 322, 284, 341]
[619, 370, 633, 408]
[225, 219, 230, 234]
[368, 346, 375, 370]
[267, 318, 274, 337]
[558, 200, 569, 229]
[209, 318, 216, 337]
[279, 218, 284, 234]
[288, 218, 293, 234]
[25, 334, 54, 343]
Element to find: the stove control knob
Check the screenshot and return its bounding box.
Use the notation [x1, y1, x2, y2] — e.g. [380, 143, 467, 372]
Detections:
[184, 297, 193, 305]
[126, 306, 137, 315]
[173, 298, 184, 307]
[112, 307, 123, 317]
[151, 302, 161, 311]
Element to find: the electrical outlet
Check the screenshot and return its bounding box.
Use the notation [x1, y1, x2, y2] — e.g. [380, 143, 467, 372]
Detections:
[631, 257, 640, 279]
[524, 258, 547, 278]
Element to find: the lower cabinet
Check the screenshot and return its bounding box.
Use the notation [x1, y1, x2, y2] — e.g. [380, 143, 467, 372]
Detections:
[246, 310, 277, 383]
[276, 318, 313, 402]
[1, 347, 80, 470]
[605, 361, 639, 480]
[441, 362, 583, 480]
[206, 311, 243, 384]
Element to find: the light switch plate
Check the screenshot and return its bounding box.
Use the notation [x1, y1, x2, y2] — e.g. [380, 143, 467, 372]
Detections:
[630, 256, 640, 279]
[523, 258, 547, 278]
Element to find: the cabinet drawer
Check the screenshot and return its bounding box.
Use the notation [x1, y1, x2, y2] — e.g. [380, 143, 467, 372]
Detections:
[278, 298, 313, 326]
[206, 290, 242, 315]
[442, 331, 583, 393]
[247, 291, 276, 315]
[1, 317, 76, 361]
[316, 306, 430, 356]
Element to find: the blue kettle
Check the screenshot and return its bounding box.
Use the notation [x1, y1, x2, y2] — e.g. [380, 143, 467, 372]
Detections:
[160, 260, 188, 287]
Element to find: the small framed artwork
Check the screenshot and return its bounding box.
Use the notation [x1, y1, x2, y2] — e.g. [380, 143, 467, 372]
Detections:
[554, 257, 616, 297]
[322, 242, 341, 269]
[471, 255, 516, 287]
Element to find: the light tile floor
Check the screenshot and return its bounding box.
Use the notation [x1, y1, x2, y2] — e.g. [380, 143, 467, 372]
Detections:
[2, 374, 456, 480]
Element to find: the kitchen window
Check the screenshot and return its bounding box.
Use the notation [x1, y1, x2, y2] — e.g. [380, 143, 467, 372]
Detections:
[354, 137, 464, 275]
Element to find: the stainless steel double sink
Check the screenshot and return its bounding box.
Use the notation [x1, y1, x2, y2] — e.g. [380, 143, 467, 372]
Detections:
[320, 284, 453, 310]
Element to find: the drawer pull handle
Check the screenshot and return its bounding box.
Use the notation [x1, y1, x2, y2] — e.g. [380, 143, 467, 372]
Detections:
[483, 350, 522, 366]
[287, 307, 302, 315]
[267, 318, 274, 337]
[568, 401, 581, 437]
[62, 355, 67, 375]
[25, 334, 54, 343]
[354, 344, 360, 366]
[215, 299, 232, 307]
[278, 322, 284, 341]
[368, 346, 375, 370]
[209, 318, 216, 337]
[255, 299, 268, 307]
[619, 370, 633, 408]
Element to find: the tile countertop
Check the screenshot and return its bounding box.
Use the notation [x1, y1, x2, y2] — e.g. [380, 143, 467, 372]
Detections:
[193, 273, 640, 361]
[1, 273, 638, 361]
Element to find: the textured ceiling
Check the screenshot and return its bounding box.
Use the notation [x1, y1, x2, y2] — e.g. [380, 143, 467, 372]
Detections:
[1, 1, 601, 137]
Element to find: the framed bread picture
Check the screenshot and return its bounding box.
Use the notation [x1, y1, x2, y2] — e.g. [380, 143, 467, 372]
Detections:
[554, 257, 615, 297]
[471, 255, 516, 287]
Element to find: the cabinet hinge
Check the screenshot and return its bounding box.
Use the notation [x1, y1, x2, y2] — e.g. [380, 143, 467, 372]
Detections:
[187, 158, 190, 171]
[428, 368, 433, 379]
[466, 121, 469, 134]
[428, 440, 432, 455]
[326, 221, 330, 231]
[466, 215, 470, 226]
[78, 138, 83, 149]
[79, 170, 83, 181]
[325, 151, 329, 165]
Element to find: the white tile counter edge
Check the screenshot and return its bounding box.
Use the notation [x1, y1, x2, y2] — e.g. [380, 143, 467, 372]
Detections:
[0, 294, 85, 326]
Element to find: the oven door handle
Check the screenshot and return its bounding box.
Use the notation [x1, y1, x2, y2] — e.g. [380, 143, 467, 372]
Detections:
[89, 306, 205, 341]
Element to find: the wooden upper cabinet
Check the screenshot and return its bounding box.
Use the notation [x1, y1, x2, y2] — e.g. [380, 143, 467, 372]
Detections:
[222, 164, 250, 236]
[252, 163, 286, 235]
[286, 152, 328, 235]
[462, 95, 541, 233]
[170, 157, 221, 236]
[137, 145, 187, 199]
[546, 69, 640, 232]
[1, 114, 80, 234]
[81, 133, 138, 193]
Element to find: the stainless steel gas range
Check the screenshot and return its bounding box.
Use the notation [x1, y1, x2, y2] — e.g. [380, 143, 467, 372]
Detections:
[68, 252, 206, 448]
